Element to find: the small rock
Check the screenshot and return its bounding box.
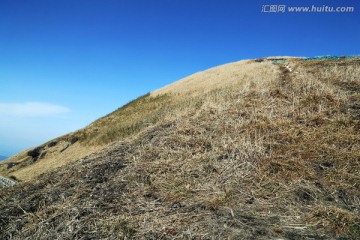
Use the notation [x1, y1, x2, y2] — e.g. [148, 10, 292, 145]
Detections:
[70, 137, 79, 144]
[7, 162, 16, 169]
[27, 147, 43, 158]
[47, 141, 58, 147]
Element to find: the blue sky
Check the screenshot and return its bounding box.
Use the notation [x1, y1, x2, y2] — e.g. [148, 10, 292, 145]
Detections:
[0, 0, 359, 157]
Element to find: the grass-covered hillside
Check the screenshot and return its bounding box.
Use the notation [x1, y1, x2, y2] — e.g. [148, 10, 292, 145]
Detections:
[1, 57, 359, 239]
[0, 59, 279, 181]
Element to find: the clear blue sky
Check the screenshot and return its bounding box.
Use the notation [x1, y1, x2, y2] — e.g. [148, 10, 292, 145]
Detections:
[0, 0, 359, 157]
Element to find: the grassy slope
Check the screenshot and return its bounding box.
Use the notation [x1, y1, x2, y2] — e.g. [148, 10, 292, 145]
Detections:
[0, 60, 277, 181]
[0, 57, 359, 239]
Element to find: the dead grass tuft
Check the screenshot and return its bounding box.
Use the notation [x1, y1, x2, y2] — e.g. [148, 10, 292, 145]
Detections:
[309, 206, 360, 236]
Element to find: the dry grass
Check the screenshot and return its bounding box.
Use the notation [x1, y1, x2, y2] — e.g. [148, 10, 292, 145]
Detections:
[1, 60, 280, 181]
[77, 93, 171, 145]
[152, 60, 279, 97]
[0, 137, 101, 181]
[1, 57, 359, 239]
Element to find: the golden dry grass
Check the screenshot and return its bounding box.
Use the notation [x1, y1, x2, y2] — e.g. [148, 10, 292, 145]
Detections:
[1, 60, 280, 181]
[1, 57, 359, 239]
[0, 137, 101, 181]
[152, 60, 279, 97]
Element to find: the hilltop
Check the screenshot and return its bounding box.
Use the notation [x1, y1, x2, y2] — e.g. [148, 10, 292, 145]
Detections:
[1, 57, 359, 239]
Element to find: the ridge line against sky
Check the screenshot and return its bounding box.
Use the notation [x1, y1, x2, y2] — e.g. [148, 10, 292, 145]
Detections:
[0, 0, 359, 156]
